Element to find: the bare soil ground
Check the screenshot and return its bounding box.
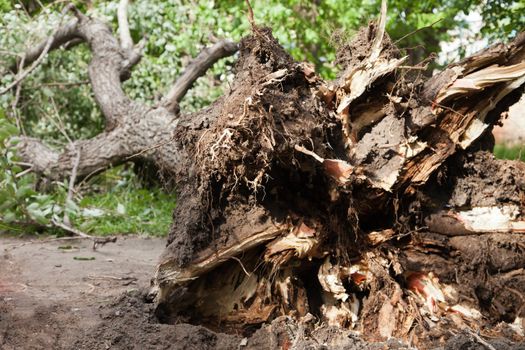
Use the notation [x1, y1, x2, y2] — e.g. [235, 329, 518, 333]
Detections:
[1, 236, 522, 350]
[0, 236, 241, 350]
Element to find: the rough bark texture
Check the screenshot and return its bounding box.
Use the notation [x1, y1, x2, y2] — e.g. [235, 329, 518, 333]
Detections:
[161, 39, 239, 113]
[13, 5, 525, 349]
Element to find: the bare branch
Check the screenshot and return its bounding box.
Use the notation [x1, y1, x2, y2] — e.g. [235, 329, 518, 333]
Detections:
[10, 56, 25, 132]
[162, 39, 238, 113]
[393, 17, 444, 45]
[14, 131, 129, 179]
[14, 137, 59, 172]
[119, 37, 147, 81]
[245, 0, 256, 28]
[13, 106, 179, 182]
[63, 148, 81, 227]
[51, 219, 117, 250]
[117, 0, 133, 51]
[51, 219, 92, 239]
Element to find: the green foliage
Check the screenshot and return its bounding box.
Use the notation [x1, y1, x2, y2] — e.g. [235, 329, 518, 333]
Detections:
[478, 0, 525, 41]
[2, 0, 523, 124]
[0, 0, 10, 12]
[75, 167, 176, 236]
[1, 5, 102, 144]
[494, 144, 525, 162]
[0, 107, 174, 236]
[0, 108, 59, 230]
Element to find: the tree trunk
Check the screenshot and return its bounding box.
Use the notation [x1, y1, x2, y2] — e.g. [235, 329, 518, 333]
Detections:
[11, 4, 525, 347]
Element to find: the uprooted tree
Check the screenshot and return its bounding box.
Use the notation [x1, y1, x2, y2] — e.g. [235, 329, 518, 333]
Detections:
[7, 1, 525, 346]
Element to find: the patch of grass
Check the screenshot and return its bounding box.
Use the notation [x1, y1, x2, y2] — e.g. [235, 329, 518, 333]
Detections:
[0, 161, 176, 237]
[76, 185, 176, 237]
[493, 144, 525, 161]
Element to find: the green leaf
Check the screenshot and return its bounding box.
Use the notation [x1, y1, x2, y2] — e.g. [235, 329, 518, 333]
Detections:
[15, 185, 36, 200]
[27, 208, 49, 225]
[0, 199, 16, 211]
[2, 211, 17, 223]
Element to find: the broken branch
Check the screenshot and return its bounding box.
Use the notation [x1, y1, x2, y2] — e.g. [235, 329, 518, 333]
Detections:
[8, 19, 81, 74]
[51, 219, 117, 250]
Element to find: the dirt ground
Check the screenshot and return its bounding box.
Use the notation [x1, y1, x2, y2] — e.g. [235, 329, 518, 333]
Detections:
[0, 236, 241, 350]
[1, 235, 522, 350]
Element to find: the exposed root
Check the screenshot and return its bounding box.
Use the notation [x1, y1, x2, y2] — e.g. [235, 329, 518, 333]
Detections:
[153, 16, 525, 348]
[209, 128, 234, 161]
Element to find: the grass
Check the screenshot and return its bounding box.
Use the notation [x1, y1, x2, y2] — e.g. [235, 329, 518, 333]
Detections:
[77, 186, 175, 237]
[0, 162, 176, 237]
[493, 144, 525, 161]
[74, 167, 176, 237]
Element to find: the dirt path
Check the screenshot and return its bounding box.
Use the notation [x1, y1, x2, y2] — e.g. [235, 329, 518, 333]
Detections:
[0, 236, 162, 349]
[0, 236, 246, 350]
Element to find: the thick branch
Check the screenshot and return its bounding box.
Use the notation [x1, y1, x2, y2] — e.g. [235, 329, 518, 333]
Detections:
[14, 106, 181, 182]
[162, 39, 238, 113]
[77, 18, 135, 130]
[15, 131, 131, 180]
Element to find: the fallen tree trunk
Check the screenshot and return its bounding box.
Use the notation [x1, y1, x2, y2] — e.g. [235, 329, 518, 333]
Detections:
[8, 2, 525, 347]
[151, 17, 525, 349]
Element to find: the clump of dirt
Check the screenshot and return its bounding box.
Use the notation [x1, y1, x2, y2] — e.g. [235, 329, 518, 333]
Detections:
[163, 26, 340, 269]
[73, 293, 525, 350]
[245, 315, 413, 349]
[0, 301, 79, 349]
[402, 150, 525, 329]
[72, 289, 242, 350]
[445, 332, 524, 350]
[334, 21, 400, 72]
[448, 151, 525, 208]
